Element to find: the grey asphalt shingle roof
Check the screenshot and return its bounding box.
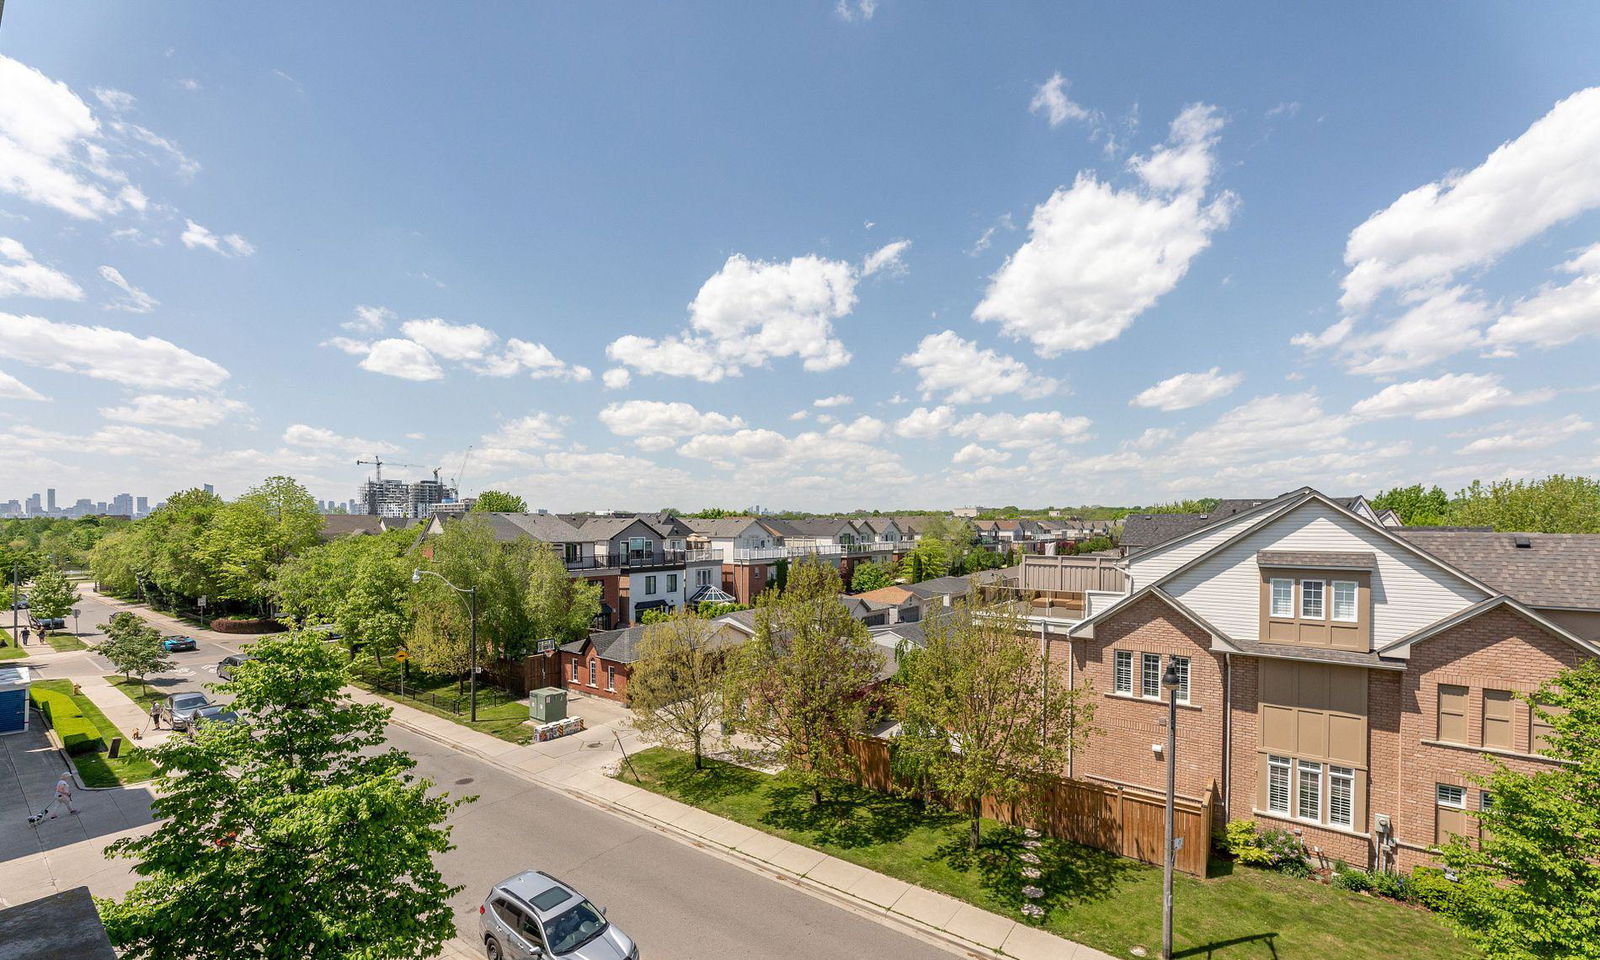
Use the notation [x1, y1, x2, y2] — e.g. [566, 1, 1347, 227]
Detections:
[573, 516, 656, 541]
[477, 512, 587, 543]
[318, 514, 384, 540]
[684, 517, 769, 538]
[561, 621, 746, 663]
[782, 517, 860, 538]
[1396, 530, 1600, 608]
[905, 574, 973, 600]
[1257, 550, 1378, 569]
[1118, 513, 1213, 549]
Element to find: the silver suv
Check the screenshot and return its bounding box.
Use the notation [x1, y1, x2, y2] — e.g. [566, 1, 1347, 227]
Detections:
[479, 870, 637, 960]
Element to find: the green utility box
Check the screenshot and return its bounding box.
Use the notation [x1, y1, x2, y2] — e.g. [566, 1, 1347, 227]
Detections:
[529, 687, 567, 723]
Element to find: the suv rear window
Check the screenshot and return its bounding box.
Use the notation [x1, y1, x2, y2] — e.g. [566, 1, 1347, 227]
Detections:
[529, 886, 572, 912]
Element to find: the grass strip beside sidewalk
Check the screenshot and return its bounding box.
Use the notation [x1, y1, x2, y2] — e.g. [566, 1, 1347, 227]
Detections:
[348, 660, 534, 745]
[42, 632, 89, 652]
[615, 747, 1472, 960]
[31, 679, 157, 787]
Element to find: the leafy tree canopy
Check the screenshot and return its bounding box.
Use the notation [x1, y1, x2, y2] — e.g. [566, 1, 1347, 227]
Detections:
[1449, 475, 1600, 534]
[850, 560, 897, 593]
[471, 490, 527, 513]
[27, 566, 79, 621]
[1371, 484, 1451, 525]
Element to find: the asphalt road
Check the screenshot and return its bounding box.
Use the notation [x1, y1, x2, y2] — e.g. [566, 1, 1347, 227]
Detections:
[44, 589, 963, 960]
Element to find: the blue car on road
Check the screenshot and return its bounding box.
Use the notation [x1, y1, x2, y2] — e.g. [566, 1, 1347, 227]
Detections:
[161, 635, 198, 652]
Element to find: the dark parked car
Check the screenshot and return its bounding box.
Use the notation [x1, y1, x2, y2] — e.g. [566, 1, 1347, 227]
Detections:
[31, 617, 64, 630]
[190, 704, 239, 728]
[217, 654, 254, 680]
[161, 635, 198, 652]
[163, 692, 213, 731]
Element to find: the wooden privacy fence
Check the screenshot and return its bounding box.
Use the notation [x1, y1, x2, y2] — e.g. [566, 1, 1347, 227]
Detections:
[847, 738, 1213, 877]
[1017, 555, 1128, 593]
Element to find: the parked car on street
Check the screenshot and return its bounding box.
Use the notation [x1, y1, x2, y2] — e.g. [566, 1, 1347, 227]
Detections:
[190, 703, 239, 728]
[479, 870, 636, 960]
[161, 635, 198, 652]
[31, 617, 64, 630]
[217, 654, 254, 680]
[162, 692, 213, 731]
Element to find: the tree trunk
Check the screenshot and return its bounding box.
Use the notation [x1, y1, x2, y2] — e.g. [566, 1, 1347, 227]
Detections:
[970, 806, 982, 850]
[813, 785, 823, 806]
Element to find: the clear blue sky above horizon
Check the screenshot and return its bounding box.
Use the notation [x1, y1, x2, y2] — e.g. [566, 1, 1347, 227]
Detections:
[2, 2, 1598, 511]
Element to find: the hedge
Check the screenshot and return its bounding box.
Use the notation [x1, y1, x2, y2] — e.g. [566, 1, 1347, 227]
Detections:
[209, 618, 282, 634]
[30, 686, 105, 756]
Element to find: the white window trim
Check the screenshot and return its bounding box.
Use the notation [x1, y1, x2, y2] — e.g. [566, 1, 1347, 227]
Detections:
[1436, 783, 1466, 809]
[1114, 651, 1133, 695]
[1171, 655, 1191, 704]
[1297, 759, 1323, 823]
[1299, 579, 1326, 620]
[1329, 765, 1355, 829]
[588, 660, 598, 688]
[1331, 580, 1358, 623]
[1267, 755, 1291, 814]
[1269, 578, 1294, 618]
[1140, 653, 1162, 699]
[606, 666, 616, 692]
[644, 575, 657, 595]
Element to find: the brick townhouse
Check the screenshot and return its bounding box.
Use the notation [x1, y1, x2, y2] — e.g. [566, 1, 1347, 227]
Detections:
[1017, 488, 1597, 873]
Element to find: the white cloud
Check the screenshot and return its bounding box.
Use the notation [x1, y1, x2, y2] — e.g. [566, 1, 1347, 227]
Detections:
[500, 339, 592, 381]
[0, 312, 228, 389]
[608, 249, 894, 381]
[1340, 87, 1600, 312]
[344, 304, 394, 333]
[813, 394, 853, 408]
[1350, 372, 1553, 421]
[969, 213, 1014, 256]
[358, 338, 443, 381]
[678, 418, 897, 473]
[1130, 367, 1243, 411]
[92, 88, 136, 113]
[894, 405, 956, 439]
[111, 120, 200, 178]
[100, 394, 248, 428]
[0, 238, 84, 301]
[97, 265, 157, 313]
[181, 219, 255, 257]
[0, 368, 46, 401]
[1485, 243, 1600, 351]
[861, 239, 911, 277]
[469, 413, 570, 472]
[179, 78, 202, 92]
[0, 55, 138, 219]
[1456, 413, 1591, 455]
[952, 443, 1012, 466]
[974, 103, 1235, 355]
[834, 0, 877, 22]
[599, 400, 745, 451]
[950, 410, 1094, 447]
[1029, 73, 1092, 128]
[900, 330, 1058, 404]
[400, 317, 497, 362]
[282, 423, 397, 456]
[601, 367, 631, 390]
[788, 410, 809, 422]
[1172, 392, 1355, 465]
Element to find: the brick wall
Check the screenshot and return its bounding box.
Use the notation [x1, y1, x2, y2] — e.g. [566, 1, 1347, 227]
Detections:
[558, 649, 630, 703]
[1072, 594, 1226, 802]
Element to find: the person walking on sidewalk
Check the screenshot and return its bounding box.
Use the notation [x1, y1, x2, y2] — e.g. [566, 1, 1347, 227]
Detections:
[149, 702, 163, 731]
[19, 626, 28, 645]
[46, 772, 80, 819]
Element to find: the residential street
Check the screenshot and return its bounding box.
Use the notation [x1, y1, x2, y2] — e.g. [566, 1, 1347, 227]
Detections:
[3, 590, 966, 960]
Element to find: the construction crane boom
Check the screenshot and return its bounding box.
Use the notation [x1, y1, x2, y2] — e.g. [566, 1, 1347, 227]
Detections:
[356, 455, 428, 484]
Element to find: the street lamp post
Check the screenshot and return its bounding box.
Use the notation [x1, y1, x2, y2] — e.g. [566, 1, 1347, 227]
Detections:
[1160, 657, 1182, 960]
[9, 562, 17, 646]
[412, 569, 479, 722]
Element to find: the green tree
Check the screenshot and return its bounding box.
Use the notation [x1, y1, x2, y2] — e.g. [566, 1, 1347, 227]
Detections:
[1370, 483, 1451, 525]
[1142, 498, 1221, 514]
[900, 538, 951, 583]
[959, 546, 1010, 573]
[897, 600, 1095, 849]
[93, 614, 173, 695]
[850, 560, 896, 593]
[1072, 536, 1114, 555]
[1436, 660, 1600, 959]
[628, 611, 729, 769]
[194, 477, 321, 613]
[471, 490, 527, 513]
[274, 529, 415, 658]
[1450, 475, 1600, 533]
[411, 515, 537, 663]
[526, 544, 601, 644]
[98, 631, 464, 960]
[723, 559, 879, 804]
[28, 567, 79, 626]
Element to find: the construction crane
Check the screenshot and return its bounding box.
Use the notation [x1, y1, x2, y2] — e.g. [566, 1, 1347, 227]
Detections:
[356, 455, 428, 483]
[451, 445, 474, 494]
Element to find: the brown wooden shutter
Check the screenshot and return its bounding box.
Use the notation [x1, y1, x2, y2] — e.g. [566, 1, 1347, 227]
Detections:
[1437, 684, 1467, 744]
[1482, 689, 1514, 750]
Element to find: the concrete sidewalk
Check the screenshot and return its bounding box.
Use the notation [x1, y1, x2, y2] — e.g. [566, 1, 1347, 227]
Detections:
[362, 689, 1115, 960]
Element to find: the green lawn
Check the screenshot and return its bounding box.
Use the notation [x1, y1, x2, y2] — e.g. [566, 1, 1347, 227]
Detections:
[348, 659, 533, 744]
[32, 679, 158, 787]
[106, 675, 165, 712]
[617, 748, 1473, 960]
[42, 632, 88, 652]
[0, 643, 27, 660]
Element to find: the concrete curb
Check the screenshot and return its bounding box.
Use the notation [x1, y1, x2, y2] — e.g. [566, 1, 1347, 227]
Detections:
[379, 707, 1053, 960]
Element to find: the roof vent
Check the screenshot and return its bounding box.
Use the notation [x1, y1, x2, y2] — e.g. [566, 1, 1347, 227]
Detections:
[1513, 535, 1532, 549]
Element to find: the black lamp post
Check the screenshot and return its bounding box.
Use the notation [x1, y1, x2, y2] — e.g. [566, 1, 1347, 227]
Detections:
[412, 568, 478, 721]
[1160, 657, 1182, 960]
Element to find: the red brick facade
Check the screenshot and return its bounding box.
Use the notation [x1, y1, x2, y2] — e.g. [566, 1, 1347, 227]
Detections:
[558, 646, 630, 703]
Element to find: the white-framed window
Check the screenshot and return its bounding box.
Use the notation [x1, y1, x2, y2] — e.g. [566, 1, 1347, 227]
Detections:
[1300, 580, 1325, 620]
[1436, 784, 1465, 808]
[570, 659, 579, 682]
[667, 574, 678, 593]
[588, 660, 598, 687]
[1270, 578, 1293, 618]
[696, 568, 712, 586]
[1141, 653, 1161, 699]
[564, 543, 580, 563]
[628, 537, 648, 555]
[606, 665, 616, 692]
[1479, 791, 1493, 812]
[644, 575, 657, 595]
[1331, 580, 1358, 622]
[1329, 765, 1354, 828]
[1267, 755, 1291, 814]
[1170, 655, 1190, 703]
[1114, 651, 1133, 695]
[1297, 759, 1322, 821]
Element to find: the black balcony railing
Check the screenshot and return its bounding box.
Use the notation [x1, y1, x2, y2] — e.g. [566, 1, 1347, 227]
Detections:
[562, 548, 719, 571]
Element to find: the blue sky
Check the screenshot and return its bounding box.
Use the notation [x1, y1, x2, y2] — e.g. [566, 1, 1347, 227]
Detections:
[2, 2, 1599, 511]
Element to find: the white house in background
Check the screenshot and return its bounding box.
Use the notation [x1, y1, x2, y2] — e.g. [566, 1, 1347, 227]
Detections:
[684, 516, 782, 561]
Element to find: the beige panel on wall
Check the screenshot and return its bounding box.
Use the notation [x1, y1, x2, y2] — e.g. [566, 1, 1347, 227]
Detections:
[1531, 703, 1565, 755]
[1296, 708, 1329, 758]
[1299, 663, 1331, 710]
[1327, 713, 1367, 766]
[1261, 705, 1296, 751]
[1437, 684, 1468, 743]
[1436, 805, 1471, 846]
[1482, 689, 1515, 750]
[1328, 667, 1367, 715]
[1261, 660, 1294, 703]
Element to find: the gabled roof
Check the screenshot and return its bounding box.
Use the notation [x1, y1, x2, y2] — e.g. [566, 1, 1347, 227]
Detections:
[853, 585, 916, 607]
[1117, 513, 1212, 550]
[893, 515, 937, 535]
[755, 517, 804, 538]
[477, 512, 587, 543]
[561, 620, 746, 663]
[683, 516, 770, 538]
[642, 513, 695, 538]
[573, 516, 658, 542]
[319, 514, 384, 540]
[1376, 594, 1600, 658]
[1067, 584, 1234, 643]
[1395, 530, 1600, 609]
[905, 574, 973, 600]
[783, 517, 861, 538]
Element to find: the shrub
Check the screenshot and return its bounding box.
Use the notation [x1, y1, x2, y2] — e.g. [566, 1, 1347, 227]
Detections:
[1368, 870, 1409, 901]
[1405, 867, 1463, 912]
[1222, 819, 1310, 874]
[30, 687, 104, 756]
[1223, 819, 1274, 865]
[1333, 868, 1374, 893]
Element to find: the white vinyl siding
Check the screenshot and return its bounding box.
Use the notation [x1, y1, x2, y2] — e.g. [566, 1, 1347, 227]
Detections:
[1270, 578, 1293, 617]
[1267, 756, 1291, 813]
[1114, 651, 1133, 694]
[1297, 760, 1322, 821]
[1329, 766, 1354, 828]
[1331, 580, 1358, 622]
[1162, 500, 1489, 646]
[1128, 508, 1284, 583]
[1141, 653, 1161, 698]
[1299, 580, 1325, 619]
